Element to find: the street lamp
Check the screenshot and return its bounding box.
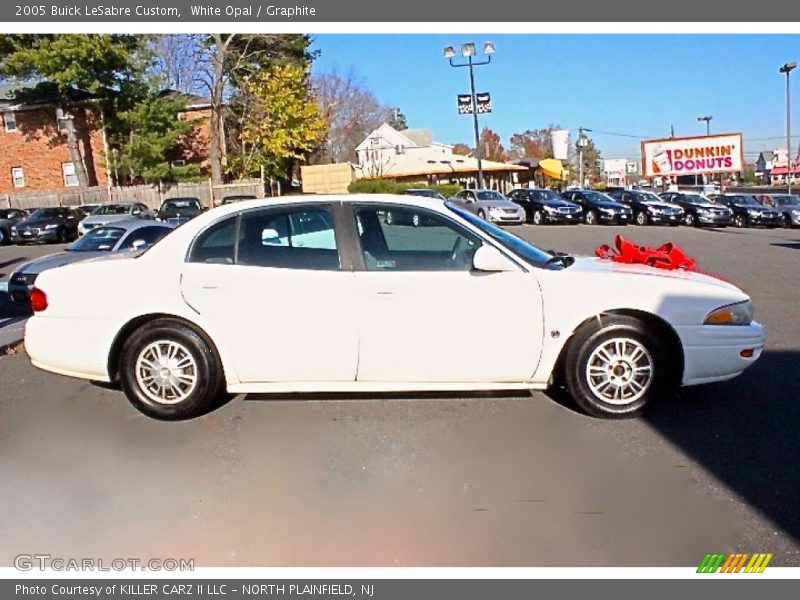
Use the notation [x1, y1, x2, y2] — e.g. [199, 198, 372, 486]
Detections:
[445, 41, 494, 189]
[577, 126, 591, 188]
[697, 115, 712, 136]
[780, 61, 797, 193]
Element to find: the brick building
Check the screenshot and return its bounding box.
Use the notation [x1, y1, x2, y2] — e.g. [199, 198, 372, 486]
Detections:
[0, 82, 109, 194]
[0, 84, 213, 195]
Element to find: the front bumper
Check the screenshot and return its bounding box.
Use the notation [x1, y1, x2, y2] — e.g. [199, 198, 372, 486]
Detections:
[488, 212, 526, 224]
[648, 213, 684, 224]
[598, 212, 632, 223]
[10, 229, 59, 243]
[747, 213, 782, 226]
[543, 210, 582, 223]
[696, 213, 732, 226]
[678, 321, 764, 386]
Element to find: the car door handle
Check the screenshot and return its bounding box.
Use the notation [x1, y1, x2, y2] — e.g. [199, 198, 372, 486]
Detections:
[375, 291, 394, 296]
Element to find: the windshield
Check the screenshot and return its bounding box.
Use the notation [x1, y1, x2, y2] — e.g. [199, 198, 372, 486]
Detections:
[29, 208, 62, 219]
[162, 199, 201, 210]
[633, 192, 662, 203]
[447, 203, 562, 269]
[476, 191, 507, 202]
[683, 194, 712, 205]
[775, 195, 800, 206]
[68, 227, 125, 252]
[530, 190, 563, 202]
[91, 204, 132, 215]
[728, 195, 761, 207]
[584, 191, 616, 204]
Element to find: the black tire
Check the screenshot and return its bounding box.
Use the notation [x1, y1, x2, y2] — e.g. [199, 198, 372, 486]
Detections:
[532, 210, 544, 225]
[0, 228, 8, 245]
[783, 214, 793, 229]
[635, 211, 648, 226]
[563, 315, 672, 418]
[118, 319, 225, 420]
[734, 213, 747, 228]
[684, 212, 696, 227]
[57, 227, 68, 244]
[669, 222, 681, 227]
[585, 210, 598, 225]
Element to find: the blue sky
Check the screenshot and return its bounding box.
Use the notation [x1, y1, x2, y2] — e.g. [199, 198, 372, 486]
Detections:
[310, 34, 800, 161]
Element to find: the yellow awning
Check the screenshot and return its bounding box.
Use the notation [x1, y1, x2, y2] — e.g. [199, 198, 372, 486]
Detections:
[539, 158, 566, 180]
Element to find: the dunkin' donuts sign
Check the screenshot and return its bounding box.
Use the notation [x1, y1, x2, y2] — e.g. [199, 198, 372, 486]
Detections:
[641, 133, 743, 177]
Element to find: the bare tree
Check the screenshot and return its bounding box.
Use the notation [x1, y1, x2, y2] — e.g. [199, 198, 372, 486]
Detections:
[150, 35, 209, 94]
[313, 67, 394, 163]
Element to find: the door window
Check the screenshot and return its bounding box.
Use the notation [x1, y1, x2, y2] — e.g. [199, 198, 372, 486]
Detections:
[355, 206, 481, 271]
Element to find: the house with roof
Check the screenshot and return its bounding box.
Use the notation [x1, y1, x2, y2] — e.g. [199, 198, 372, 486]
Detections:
[354, 123, 524, 190]
[0, 83, 213, 195]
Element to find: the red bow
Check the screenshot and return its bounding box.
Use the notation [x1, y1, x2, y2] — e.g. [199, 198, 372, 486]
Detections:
[596, 235, 697, 271]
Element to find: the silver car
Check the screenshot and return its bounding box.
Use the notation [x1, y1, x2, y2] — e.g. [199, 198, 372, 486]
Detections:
[450, 189, 526, 224]
[0, 207, 27, 245]
[78, 202, 152, 236]
[8, 219, 174, 303]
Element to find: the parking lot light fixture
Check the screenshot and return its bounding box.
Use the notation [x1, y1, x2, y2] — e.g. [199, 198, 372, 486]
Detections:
[446, 41, 495, 189]
[780, 62, 797, 193]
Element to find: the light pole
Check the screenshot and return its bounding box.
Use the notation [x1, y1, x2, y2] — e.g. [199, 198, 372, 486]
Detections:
[445, 41, 494, 189]
[780, 62, 796, 193]
[697, 116, 713, 187]
[577, 127, 591, 188]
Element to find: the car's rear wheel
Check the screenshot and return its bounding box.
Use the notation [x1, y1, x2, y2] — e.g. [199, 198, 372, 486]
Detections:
[563, 316, 672, 418]
[734, 213, 747, 228]
[635, 211, 648, 226]
[783, 214, 793, 229]
[533, 210, 544, 225]
[57, 227, 68, 244]
[684, 213, 696, 227]
[585, 210, 598, 225]
[119, 319, 225, 420]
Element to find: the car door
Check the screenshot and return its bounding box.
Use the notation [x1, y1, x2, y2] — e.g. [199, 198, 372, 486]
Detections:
[451, 190, 480, 215]
[180, 204, 359, 384]
[349, 203, 544, 383]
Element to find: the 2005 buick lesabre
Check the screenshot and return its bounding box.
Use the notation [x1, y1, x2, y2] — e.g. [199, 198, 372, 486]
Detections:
[24, 194, 764, 420]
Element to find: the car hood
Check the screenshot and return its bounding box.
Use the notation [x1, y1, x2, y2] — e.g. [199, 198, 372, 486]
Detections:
[479, 200, 521, 209]
[81, 214, 132, 225]
[543, 200, 578, 208]
[647, 202, 683, 210]
[566, 256, 742, 293]
[15, 218, 61, 228]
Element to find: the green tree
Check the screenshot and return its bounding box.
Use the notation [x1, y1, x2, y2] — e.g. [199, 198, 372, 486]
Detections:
[231, 63, 326, 180]
[112, 93, 200, 184]
[0, 34, 147, 187]
[573, 136, 603, 185]
[388, 108, 408, 131]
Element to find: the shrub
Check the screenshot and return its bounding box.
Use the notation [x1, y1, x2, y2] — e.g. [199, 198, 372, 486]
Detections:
[347, 178, 403, 194]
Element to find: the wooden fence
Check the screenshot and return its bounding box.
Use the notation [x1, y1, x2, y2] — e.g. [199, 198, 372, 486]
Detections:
[2, 179, 266, 211]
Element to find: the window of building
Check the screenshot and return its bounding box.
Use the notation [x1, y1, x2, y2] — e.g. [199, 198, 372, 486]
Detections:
[55, 108, 69, 131]
[11, 167, 25, 188]
[62, 162, 79, 187]
[4, 111, 17, 132]
[170, 160, 186, 168]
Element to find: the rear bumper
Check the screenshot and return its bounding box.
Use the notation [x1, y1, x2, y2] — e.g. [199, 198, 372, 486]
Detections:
[25, 316, 114, 382]
[677, 322, 764, 386]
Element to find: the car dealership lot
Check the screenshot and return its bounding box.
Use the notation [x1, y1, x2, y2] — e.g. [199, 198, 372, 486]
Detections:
[0, 224, 799, 566]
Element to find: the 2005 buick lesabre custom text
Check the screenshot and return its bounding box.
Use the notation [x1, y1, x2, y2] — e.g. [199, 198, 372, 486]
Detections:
[24, 195, 764, 420]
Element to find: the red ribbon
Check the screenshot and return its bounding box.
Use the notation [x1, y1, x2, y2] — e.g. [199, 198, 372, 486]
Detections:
[595, 235, 697, 271]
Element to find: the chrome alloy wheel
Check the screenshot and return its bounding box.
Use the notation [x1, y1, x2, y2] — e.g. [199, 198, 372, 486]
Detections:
[585, 337, 654, 405]
[135, 340, 198, 405]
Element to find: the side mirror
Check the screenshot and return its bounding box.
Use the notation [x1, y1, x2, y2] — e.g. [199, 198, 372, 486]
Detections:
[472, 245, 516, 273]
[132, 239, 148, 250]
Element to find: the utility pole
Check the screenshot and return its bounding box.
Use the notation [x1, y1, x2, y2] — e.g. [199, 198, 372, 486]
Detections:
[780, 62, 797, 193]
[578, 127, 591, 188]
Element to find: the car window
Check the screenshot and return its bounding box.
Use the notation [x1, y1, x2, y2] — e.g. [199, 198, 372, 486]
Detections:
[118, 226, 171, 250]
[355, 205, 481, 272]
[69, 227, 126, 252]
[237, 207, 339, 270]
[189, 217, 238, 264]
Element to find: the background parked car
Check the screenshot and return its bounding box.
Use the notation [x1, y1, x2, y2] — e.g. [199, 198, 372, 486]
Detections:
[401, 188, 447, 201]
[449, 189, 526, 224]
[506, 188, 582, 225]
[0, 208, 28, 245]
[9, 207, 81, 244]
[606, 189, 684, 226]
[221, 195, 258, 205]
[78, 203, 103, 216]
[757, 194, 800, 228]
[156, 197, 204, 226]
[78, 202, 152, 235]
[659, 192, 733, 227]
[561, 189, 633, 225]
[8, 220, 174, 303]
[711, 194, 783, 228]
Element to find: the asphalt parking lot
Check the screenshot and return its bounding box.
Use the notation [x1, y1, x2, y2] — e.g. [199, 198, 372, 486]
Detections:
[0, 223, 799, 567]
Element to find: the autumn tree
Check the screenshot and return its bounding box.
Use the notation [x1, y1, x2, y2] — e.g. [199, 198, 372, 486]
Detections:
[313, 68, 395, 163]
[232, 63, 326, 181]
[452, 143, 472, 156]
[508, 125, 564, 160]
[0, 34, 147, 187]
[479, 127, 509, 162]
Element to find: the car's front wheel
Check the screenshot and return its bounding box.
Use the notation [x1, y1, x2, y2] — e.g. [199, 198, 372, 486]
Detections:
[119, 319, 225, 420]
[533, 210, 544, 225]
[563, 316, 672, 418]
[585, 210, 598, 225]
[684, 213, 696, 227]
[734, 213, 747, 228]
[635, 211, 648, 226]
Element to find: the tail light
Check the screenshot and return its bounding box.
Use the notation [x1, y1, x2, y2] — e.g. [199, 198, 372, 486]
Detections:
[30, 287, 48, 312]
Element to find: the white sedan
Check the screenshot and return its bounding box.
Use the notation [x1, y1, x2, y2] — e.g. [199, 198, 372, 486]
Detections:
[24, 195, 764, 420]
